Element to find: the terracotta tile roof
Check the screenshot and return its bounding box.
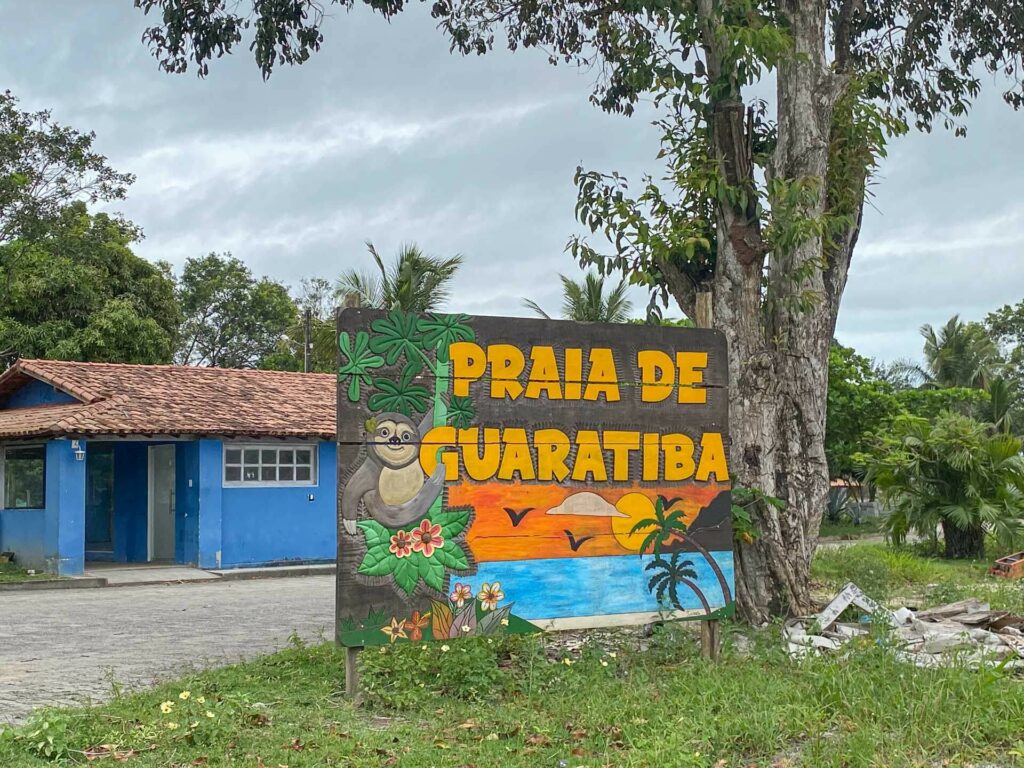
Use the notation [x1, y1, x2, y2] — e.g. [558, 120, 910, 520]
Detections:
[0, 360, 336, 440]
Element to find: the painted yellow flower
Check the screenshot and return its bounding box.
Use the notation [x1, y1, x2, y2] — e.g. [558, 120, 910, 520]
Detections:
[179, 691, 191, 700]
[160, 701, 174, 713]
[380, 617, 408, 644]
[477, 582, 504, 611]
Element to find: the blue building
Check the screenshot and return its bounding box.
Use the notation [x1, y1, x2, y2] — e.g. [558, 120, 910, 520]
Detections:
[0, 359, 337, 575]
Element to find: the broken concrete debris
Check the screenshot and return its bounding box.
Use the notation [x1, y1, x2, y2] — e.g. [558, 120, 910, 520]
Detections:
[784, 583, 1024, 668]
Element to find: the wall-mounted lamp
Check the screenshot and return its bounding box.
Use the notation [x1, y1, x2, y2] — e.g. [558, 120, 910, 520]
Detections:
[71, 440, 86, 462]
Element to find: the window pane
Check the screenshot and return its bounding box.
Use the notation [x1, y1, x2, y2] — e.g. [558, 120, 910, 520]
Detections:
[261, 466, 277, 482]
[5, 446, 46, 509]
[243, 466, 260, 481]
[296, 466, 311, 482]
[279, 450, 294, 465]
[295, 449, 312, 465]
[279, 466, 294, 481]
[261, 449, 277, 464]
[225, 448, 242, 465]
[243, 449, 259, 465]
[225, 466, 241, 482]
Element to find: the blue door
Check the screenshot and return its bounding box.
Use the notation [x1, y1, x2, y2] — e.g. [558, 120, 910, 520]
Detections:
[85, 443, 115, 558]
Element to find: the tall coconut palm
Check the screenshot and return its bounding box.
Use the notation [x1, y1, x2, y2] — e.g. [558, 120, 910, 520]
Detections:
[336, 242, 463, 313]
[522, 272, 633, 323]
[898, 315, 1001, 389]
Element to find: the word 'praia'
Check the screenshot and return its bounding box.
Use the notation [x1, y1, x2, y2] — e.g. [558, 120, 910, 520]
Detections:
[420, 428, 728, 484]
[450, 342, 711, 403]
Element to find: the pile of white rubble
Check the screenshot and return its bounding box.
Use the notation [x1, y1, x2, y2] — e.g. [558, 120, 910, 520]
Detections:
[784, 582, 1024, 669]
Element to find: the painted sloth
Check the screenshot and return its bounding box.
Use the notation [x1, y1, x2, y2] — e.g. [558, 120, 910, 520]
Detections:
[342, 410, 445, 536]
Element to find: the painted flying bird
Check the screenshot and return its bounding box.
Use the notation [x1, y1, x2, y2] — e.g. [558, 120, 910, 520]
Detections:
[504, 507, 533, 527]
[564, 529, 594, 552]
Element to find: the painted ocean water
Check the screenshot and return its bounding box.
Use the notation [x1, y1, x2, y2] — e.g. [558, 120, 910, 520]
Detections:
[455, 551, 734, 621]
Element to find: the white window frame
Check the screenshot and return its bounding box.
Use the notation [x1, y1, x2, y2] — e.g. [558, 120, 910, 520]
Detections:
[1, 443, 47, 510]
[222, 443, 318, 488]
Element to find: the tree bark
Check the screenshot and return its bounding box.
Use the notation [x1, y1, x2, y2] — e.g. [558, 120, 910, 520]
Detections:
[942, 522, 985, 560]
[708, 0, 843, 623]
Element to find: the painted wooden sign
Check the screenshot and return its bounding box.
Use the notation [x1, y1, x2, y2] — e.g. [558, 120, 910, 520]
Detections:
[336, 309, 733, 647]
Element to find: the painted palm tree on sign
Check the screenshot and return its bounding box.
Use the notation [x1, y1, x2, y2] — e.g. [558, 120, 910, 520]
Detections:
[522, 272, 633, 322]
[337, 242, 463, 313]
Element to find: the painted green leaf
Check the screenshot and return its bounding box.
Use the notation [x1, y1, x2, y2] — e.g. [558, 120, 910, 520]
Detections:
[417, 313, 474, 363]
[369, 310, 425, 367]
[367, 365, 431, 416]
[433, 540, 470, 571]
[416, 552, 446, 592]
[432, 508, 470, 539]
[338, 331, 385, 402]
[478, 605, 512, 635]
[393, 557, 419, 595]
[447, 394, 475, 429]
[357, 548, 397, 577]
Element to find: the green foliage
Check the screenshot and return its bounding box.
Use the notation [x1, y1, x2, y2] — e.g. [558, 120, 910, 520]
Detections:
[909, 315, 1002, 389]
[359, 636, 533, 709]
[522, 271, 633, 322]
[337, 242, 462, 313]
[0, 204, 179, 368]
[175, 253, 296, 368]
[860, 412, 1024, 557]
[826, 342, 902, 480]
[1, 90, 133, 246]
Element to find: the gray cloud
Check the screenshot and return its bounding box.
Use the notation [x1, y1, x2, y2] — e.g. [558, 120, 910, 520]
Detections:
[2, 2, 1023, 366]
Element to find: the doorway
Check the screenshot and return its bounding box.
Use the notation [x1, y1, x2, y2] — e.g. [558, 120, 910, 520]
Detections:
[148, 444, 176, 562]
[85, 443, 115, 557]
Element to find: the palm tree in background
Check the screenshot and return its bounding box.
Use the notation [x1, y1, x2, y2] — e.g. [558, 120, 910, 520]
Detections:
[522, 272, 633, 322]
[896, 315, 1001, 389]
[336, 242, 463, 313]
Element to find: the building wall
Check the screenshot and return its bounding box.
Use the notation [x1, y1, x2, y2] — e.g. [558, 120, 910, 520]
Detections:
[217, 441, 337, 568]
[0, 439, 85, 575]
[0, 379, 78, 409]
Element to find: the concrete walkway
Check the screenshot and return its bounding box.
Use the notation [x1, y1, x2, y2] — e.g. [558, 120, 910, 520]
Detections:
[0, 575, 334, 724]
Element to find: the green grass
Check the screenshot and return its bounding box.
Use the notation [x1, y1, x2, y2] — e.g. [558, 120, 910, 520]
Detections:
[2, 545, 1022, 767]
[1, 625, 1022, 767]
[0, 562, 57, 583]
[818, 516, 881, 540]
[812, 542, 1024, 613]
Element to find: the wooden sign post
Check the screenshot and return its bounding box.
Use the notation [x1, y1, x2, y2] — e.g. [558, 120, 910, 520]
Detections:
[336, 310, 734, 690]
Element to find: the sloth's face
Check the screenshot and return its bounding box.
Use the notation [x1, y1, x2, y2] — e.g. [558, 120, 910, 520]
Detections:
[374, 419, 418, 467]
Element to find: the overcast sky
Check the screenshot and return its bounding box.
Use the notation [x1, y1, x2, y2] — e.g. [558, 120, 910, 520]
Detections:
[2, 2, 1022, 363]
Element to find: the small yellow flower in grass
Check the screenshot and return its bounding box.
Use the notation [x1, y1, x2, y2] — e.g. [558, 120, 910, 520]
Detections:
[440, 644, 450, 652]
[190, 721, 199, 729]
[601, 660, 609, 667]
[205, 711, 216, 719]
[160, 701, 174, 713]
[179, 691, 191, 700]
[562, 658, 574, 666]
[196, 696, 205, 704]
[608, 652, 617, 659]
[500, 618, 509, 626]
[166, 722, 179, 730]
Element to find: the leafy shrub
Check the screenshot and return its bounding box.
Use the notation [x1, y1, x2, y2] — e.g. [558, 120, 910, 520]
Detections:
[359, 636, 543, 709]
[859, 411, 1024, 558]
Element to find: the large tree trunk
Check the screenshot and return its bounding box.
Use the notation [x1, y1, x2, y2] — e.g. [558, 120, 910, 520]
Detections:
[707, 0, 844, 623]
[942, 522, 985, 560]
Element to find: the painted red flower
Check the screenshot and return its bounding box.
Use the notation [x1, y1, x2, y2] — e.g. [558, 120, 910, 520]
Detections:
[410, 519, 444, 558]
[403, 610, 431, 642]
[389, 529, 414, 558]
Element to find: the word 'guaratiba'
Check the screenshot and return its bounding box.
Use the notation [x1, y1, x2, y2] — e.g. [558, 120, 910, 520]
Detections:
[418, 341, 728, 484]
